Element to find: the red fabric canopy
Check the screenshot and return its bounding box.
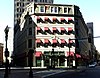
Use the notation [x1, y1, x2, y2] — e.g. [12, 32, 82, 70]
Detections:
[44, 27, 49, 31]
[37, 16, 40, 20]
[68, 18, 72, 21]
[60, 27, 65, 31]
[44, 17, 48, 20]
[52, 17, 57, 21]
[44, 39, 49, 43]
[66, 51, 74, 56]
[36, 39, 41, 43]
[52, 27, 57, 31]
[68, 40, 73, 43]
[35, 51, 42, 57]
[60, 18, 65, 21]
[76, 54, 81, 58]
[68, 27, 73, 31]
[37, 27, 41, 30]
[60, 39, 66, 43]
[52, 39, 57, 43]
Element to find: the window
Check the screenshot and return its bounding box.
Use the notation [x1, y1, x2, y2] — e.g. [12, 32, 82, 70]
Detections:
[51, 7, 53, 12]
[60, 44, 65, 48]
[28, 27, 32, 35]
[51, 7, 58, 13]
[28, 39, 32, 48]
[29, 17, 32, 24]
[17, 8, 19, 12]
[68, 8, 72, 14]
[64, 7, 67, 13]
[17, 2, 19, 6]
[44, 43, 48, 48]
[55, 7, 57, 12]
[40, 6, 44, 12]
[37, 43, 41, 47]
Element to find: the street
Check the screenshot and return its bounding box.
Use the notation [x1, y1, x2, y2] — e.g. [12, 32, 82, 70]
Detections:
[44, 66, 100, 78]
[0, 66, 100, 78]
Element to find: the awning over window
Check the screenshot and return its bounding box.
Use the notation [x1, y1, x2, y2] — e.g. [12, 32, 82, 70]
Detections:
[36, 39, 41, 43]
[68, 39, 73, 43]
[76, 54, 81, 58]
[52, 39, 57, 43]
[44, 17, 49, 20]
[60, 18, 65, 21]
[44, 39, 49, 43]
[37, 16, 40, 20]
[66, 51, 74, 56]
[68, 18, 72, 21]
[52, 17, 57, 21]
[60, 39, 66, 43]
[68, 27, 73, 31]
[60, 27, 65, 31]
[37, 27, 41, 30]
[35, 51, 42, 57]
[44, 27, 49, 31]
[52, 27, 57, 31]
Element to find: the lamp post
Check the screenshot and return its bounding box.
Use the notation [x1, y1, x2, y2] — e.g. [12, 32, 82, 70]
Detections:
[68, 38, 71, 68]
[28, 49, 33, 78]
[4, 26, 10, 78]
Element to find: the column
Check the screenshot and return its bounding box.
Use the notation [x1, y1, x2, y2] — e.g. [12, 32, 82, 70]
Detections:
[41, 60, 44, 67]
[65, 59, 67, 67]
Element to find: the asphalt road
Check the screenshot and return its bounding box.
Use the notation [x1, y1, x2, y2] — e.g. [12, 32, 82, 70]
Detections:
[44, 66, 100, 78]
[0, 66, 100, 78]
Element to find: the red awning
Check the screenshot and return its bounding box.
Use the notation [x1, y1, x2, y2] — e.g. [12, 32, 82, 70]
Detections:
[60, 39, 66, 43]
[44, 27, 49, 31]
[66, 51, 74, 56]
[36, 39, 41, 43]
[76, 54, 81, 58]
[60, 18, 65, 21]
[52, 17, 57, 21]
[68, 27, 73, 31]
[35, 51, 42, 57]
[52, 39, 57, 43]
[44, 39, 49, 43]
[68, 40, 73, 43]
[60, 27, 65, 31]
[44, 17, 49, 20]
[37, 27, 41, 30]
[68, 18, 72, 21]
[37, 16, 40, 20]
[52, 27, 57, 31]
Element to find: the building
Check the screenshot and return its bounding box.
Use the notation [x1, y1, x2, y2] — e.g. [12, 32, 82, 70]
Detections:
[14, 0, 54, 25]
[87, 22, 96, 61]
[0, 43, 3, 66]
[13, 3, 90, 67]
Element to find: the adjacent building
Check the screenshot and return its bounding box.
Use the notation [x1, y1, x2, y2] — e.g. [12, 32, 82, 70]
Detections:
[13, 3, 90, 67]
[87, 22, 96, 61]
[0, 43, 3, 66]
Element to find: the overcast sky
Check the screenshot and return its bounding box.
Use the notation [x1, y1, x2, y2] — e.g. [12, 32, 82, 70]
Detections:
[0, 0, 100, 53]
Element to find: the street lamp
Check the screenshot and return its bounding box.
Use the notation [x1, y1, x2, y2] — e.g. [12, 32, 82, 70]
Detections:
[28, 49, 34, 78]
[68, 38, 71, 68]
[4, 25, 10, 78]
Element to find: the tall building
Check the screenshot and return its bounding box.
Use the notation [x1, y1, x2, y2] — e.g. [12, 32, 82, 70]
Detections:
[87, 22, 95, 60]
[13, 2, 90, 67]
[14, 0, 54, 25]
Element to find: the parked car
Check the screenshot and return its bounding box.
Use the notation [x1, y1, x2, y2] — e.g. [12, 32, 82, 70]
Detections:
[88, 62, 97, 68]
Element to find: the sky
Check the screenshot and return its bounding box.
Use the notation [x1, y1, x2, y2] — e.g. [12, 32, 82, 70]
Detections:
[0, 0, 100, 56]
